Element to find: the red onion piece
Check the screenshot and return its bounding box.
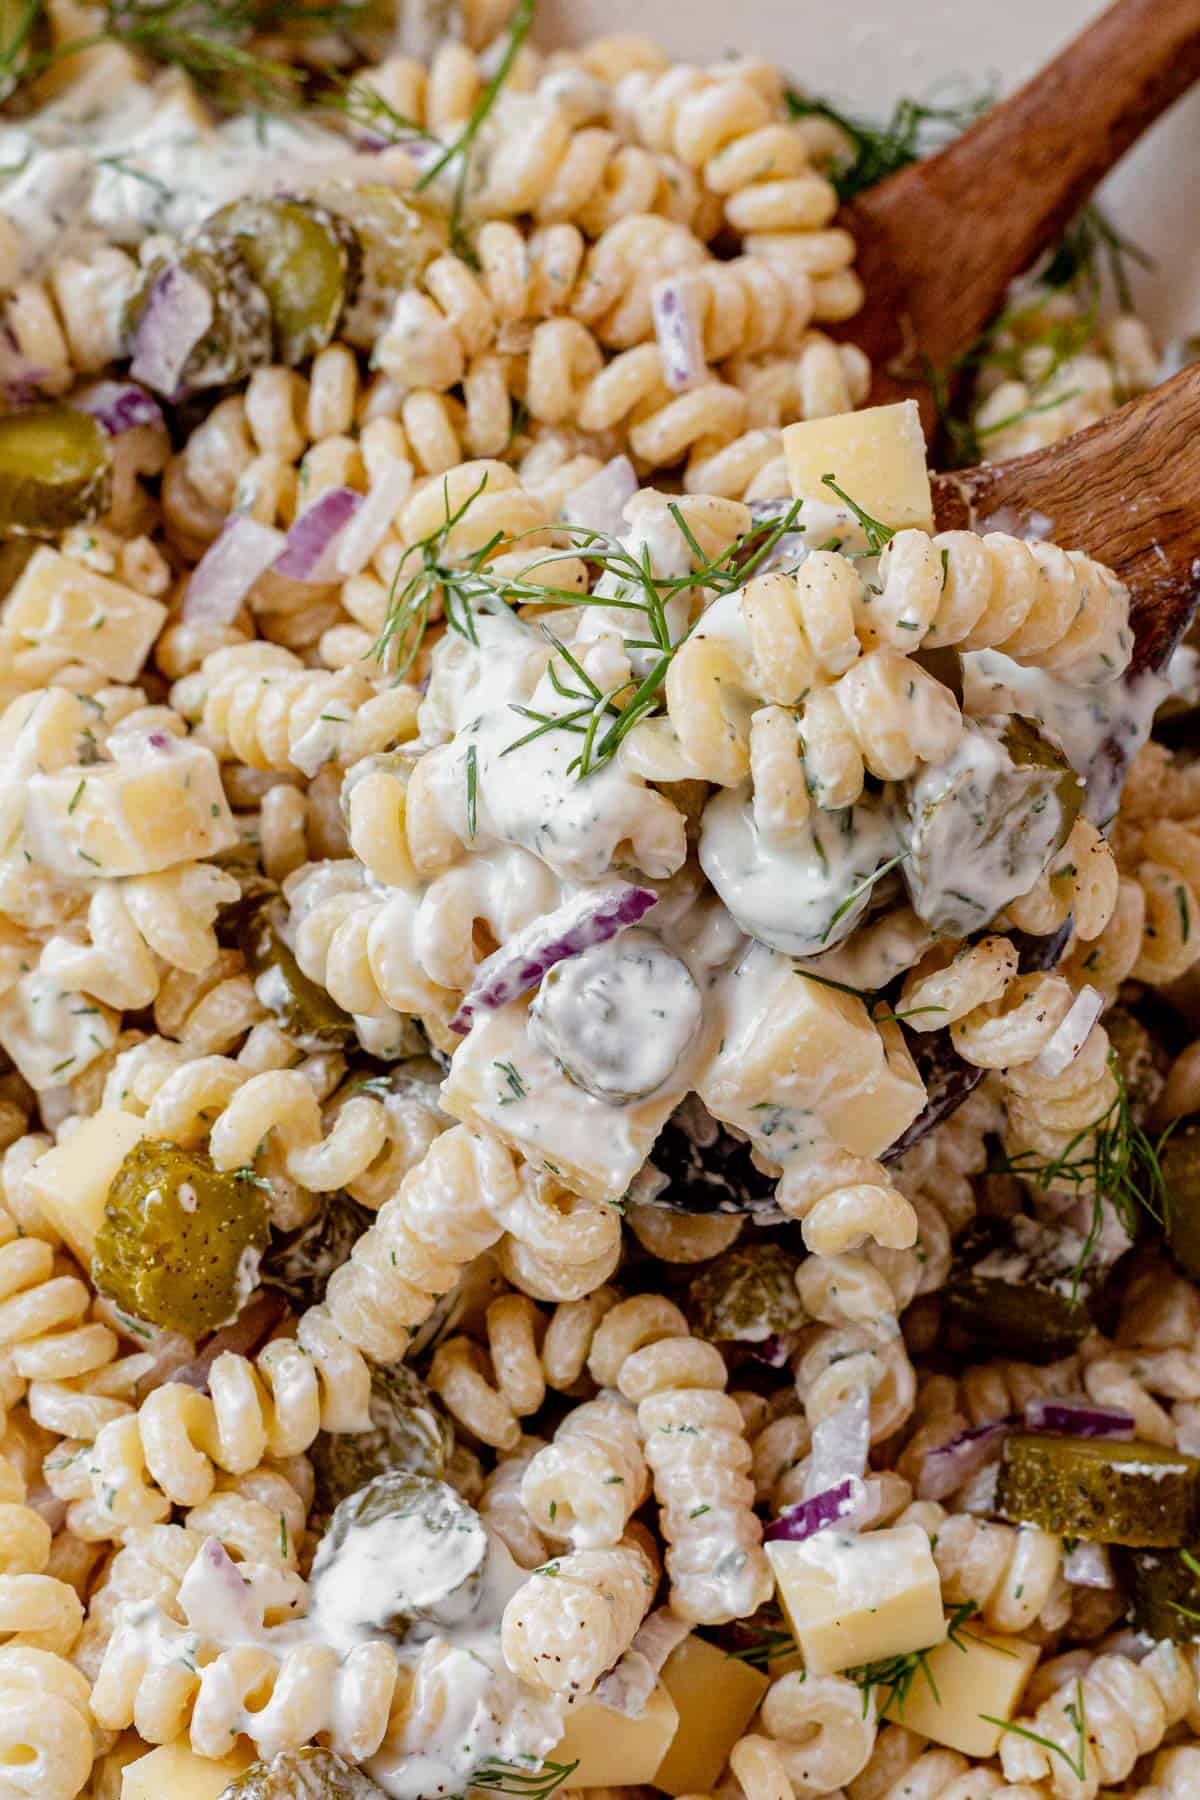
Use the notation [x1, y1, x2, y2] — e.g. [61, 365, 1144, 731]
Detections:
[180, 1536, 258, 1638]
[1024, 1398, 1135, 1439]
[917, 1418, 1014, 1502]
[335, 459, 414, 576]
[129, 263, 213, 398]
[745, 1333, 796, 1369]
[274, 486, 363, 582]
[1032, 985, 1105, 1078]
[183, 515, 286, 625]
[165, 1290, 290, 1392]
[449, 882, 659, 1034]
[73, 379, 163, 436]
[1063, 1541, 1115, 1589]
[651, 276, 707, 392]
[563, 456, 638, 539]
[765, 1478, 859, 1543]
[807, 1389, 870, 1497]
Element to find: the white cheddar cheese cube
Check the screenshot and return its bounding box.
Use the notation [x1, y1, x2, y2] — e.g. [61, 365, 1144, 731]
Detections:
[3, 548, 166, 681]
[24, 734, 237, 878]
[122, 1737, 255, 1800]
[655, 1634, 769, 1796]
[0, 970, 119, 1092]
[895, 1628, 1039, 1758]
[700, 946, 925, 1160]
[441, 997, 698, 1204]
[783, 400, 934, 534]
[0, 688, 101, 855]
[26, 1108, 150, 1264]
[552, 1679, 679, 1787]
[767, 1525, 946, 1676]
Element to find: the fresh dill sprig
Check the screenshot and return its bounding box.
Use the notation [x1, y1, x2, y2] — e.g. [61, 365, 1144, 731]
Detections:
[821, 850, 908, 944]
[1171, 1548, 1200, 1625]
[468, 1757, 579, 1800]
[846, 1601, 978, 1721]
[784, 82, 994, 202]
[726, 1608, 799, 1671]
[820, 474, 896, 553]
[373, 480, 805, 780]
[982, 1677, 1088, 1782]
[996, 1052, 1177, 1297]
[465, 742, 479, 838]
[0, 0, 42, 97]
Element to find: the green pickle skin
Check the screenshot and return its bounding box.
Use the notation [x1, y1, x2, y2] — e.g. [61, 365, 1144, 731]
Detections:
[92, 1140, 270, 1338]
[205, 199, 358, 367]
[1161, 1124, 1200, 1280]
[221, 1746, 387, 1799]
[0, 407, 112, 539]
[997, 1434, 1200, 1546]
[238, 896, 354, 1049]
[1121, 1546, 1200, 1640]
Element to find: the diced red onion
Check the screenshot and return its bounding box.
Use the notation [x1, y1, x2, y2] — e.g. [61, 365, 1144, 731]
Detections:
[1063, 1541, 1115, 1589]
[651, 275, 708, 392]
[917, 1419, 1014, 1502]
[594, 1608, 692, 1716]
[765, 1478, 859, 1543]
[183, 515, 285, 625]
[274, 486, 363, 583]
[166, 1290, 289, 1392]
[72, 379, 162, 436]
[1032, 985, 1105, 1078]
[745, 1333, 796, 1369]
[1024, 1397, 1135, 1439]
[807, 1389, 870, 1497]
[129, 262, 213, 398]
[449, 882, 659, 1034]
[563, 456, 638, 540]
[629, 1607, 692, 1673]
[335, 459, 414, 577]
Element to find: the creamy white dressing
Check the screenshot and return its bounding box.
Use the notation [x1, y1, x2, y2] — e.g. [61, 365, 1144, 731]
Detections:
[699, 784, 899, 957]
[963, 649, 1168, 829]
[529, 928, 702, 1104]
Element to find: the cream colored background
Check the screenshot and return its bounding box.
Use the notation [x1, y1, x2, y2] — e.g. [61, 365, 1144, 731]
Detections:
[538, 0, 1200, 344]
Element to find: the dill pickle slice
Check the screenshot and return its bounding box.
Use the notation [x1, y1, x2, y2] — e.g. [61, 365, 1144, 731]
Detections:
[309, 1362, 452, 1528]
[205, 198, 357, 367]
[942, 1219, 1094, 1363]
[997, 1435, 1200, 1546]
[128, 243, 272, 392]
[314, 184, 445, 346]
[238, 895, 353, 1050]
[0, 407, 112, 539]
[222, 1747, 387, 1799]
[92, 1140, 270, 1338]
[688, 1244, 808, 1351]
[901, 714, 1084, 936]
[312, 1471, 487, 1638]
[1160, 1125, 1200, 1280]
[1121, 1546, 1200, 1640]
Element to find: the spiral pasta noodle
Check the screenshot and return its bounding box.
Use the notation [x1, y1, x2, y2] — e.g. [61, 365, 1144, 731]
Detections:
[730, 1671, 878, 1800]
[500, 1527, 658, 1694]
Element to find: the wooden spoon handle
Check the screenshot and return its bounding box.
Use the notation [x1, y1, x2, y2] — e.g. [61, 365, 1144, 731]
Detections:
[930, 360, 1200, 673]
[846, 0, 1200, 413]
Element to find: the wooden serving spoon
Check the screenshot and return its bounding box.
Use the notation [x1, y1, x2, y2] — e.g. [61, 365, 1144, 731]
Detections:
[886, 360, 1200, 1153]
[841, 0, 1200, 427]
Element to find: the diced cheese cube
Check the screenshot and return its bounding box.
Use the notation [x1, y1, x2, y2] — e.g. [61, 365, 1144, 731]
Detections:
[441, 998, 702, 1205]
[700, 948, 925, 1160]
[3, 548, 166, 681]
[0, 688, 100, 855]
[655, 1635, 769, 1796]
[122, 1737, 255, 1800]
[24, 735, 237, 878]
[783, 400, 934, 534]
[767, 1525, 945, 1676]
[0, 969, 119, 1093]
[894, 1629, 1039, 1758]
[552, 1679, 679, 1787]
[26, 1108, 150, 1264]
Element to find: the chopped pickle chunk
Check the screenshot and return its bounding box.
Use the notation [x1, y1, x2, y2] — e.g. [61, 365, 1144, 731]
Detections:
[238, 895, 353, 1049]
[129, 243, 272, 391]
[309, 1363, 452, 1526]
[901, 714, 1083, 936]
[997, 1435, 1200, 1546]
[314, 185, 444, 346]
[942, 1218, 1094, 1363]
[1121, 1546, 1200, 1640]
[687, 1243, 807, 1350]
[220, 1747, 387, 1799]
[0, 407, 111, 538]
[205, 198, 357, 366]
[92, 1140, 270, 1337]
[312, 1471, 488, 1639]
[1161, 1124, 1200, 1280]
[261, 1191, 374, 1309]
